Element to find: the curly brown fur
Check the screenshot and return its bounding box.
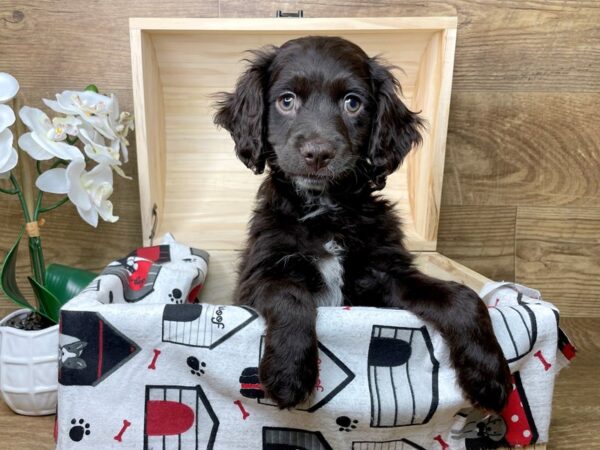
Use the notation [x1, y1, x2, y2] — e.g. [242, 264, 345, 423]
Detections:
[214, 36, 511, 411]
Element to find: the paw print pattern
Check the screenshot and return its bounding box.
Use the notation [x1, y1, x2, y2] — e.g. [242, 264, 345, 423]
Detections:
[169, 288, 183, 304]
[69, 418, 90, 442]
[187, 356, 206, 376]
[336, 416, 358, 432]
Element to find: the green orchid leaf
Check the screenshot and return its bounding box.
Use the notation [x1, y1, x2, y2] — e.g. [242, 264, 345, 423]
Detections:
[45, 263, 96, 305]
[0, 229, 36, 312]
[28, 276, 61, 323]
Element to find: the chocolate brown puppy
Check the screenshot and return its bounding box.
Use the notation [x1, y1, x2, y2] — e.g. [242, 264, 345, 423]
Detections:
[214, 36, 511, 412]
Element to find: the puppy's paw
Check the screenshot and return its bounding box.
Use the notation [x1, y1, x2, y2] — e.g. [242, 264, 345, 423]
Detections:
[457, 347, 513, 413]
[259, 344, 318, 409]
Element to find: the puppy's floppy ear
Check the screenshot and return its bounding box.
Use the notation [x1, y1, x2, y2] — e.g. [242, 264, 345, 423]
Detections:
[367, 57, 424, 190]
[213, 49, 276, 174]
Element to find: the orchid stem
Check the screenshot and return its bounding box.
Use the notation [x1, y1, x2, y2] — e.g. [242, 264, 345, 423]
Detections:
[39, 196, 69, 214]
[33, 190, 43, 219]
[10, 173, 31, 223]
[0, 185, 18, 195]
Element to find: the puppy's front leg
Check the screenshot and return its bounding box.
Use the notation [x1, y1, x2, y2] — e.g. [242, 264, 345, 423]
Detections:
[388, 270, 512, 413]
[244, 280, 318, 409]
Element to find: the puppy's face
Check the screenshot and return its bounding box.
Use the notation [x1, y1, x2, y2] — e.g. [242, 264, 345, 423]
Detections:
[265, 39, 373, 190]
[214, 36, 422, 192]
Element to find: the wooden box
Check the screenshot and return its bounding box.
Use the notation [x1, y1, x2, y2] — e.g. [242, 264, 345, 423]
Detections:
[129, 17, 489, 304]
[129, 18, 548, 449]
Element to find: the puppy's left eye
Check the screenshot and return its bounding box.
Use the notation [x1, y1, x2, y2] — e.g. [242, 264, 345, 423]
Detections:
[276, 92, 297, 113]
[344, 95, 362, 115]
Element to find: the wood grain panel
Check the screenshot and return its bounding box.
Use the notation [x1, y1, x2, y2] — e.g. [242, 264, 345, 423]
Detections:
[218, 0, 600, 92]
[437, 206, 517, 281]
[442, 92, 600, 207]
[515, 207, 600, 317]
[0, 1, 219, 90]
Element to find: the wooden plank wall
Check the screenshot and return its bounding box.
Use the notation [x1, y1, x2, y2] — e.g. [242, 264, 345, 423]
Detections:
[2, 1, 598, 319]
[0, 2, 598, 449]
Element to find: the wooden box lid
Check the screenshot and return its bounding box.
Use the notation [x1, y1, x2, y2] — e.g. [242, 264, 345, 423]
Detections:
[129, 17, 457, 254]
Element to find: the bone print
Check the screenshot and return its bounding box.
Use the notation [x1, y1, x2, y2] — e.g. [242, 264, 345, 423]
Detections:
[113, 420, 131, 443]
[148, 349, 161, 370]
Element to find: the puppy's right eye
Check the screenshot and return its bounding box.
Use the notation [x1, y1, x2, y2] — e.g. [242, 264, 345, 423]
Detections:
[276, 93, 296, 113]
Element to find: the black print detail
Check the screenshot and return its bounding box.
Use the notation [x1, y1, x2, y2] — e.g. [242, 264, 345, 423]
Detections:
[59, 311, 140, 386]
[101, 256, 162, 303]
[489, 303, 537, 363]
[190, 247, 210, 264]
[134, 245, 171, 264]
[452, 409, 507, 445]
[59, 335, 87, 370]
[69, 418, 91, 442]
[262, 427, 332, 450]
[458, 372, 539, 450]
[80, 278, 101, 294]
[352, 439, 425, 450]
[336, 416, 358, 432]
[368, 325, 439, 428]
[187, 356, 206, 376]
[162, 305, 257, 349]
[144, 385, 219, 450]
[256, 337, 355, 412]
[239, 367, 264, 399]
[169, 288, 184, 304]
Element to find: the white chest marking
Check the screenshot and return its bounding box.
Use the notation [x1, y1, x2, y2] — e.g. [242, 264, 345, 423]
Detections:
[314, 240, 345, 307]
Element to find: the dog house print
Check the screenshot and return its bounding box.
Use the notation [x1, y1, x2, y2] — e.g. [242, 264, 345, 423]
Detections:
[368, 325, 439, 427]
[262, 427, 332, 450]
[489, 304, 537, 363]
[144, 385, 219, 450]
[162, 304, 257, 349]
[253, 337, 355, 412]
[352, 439, 425, 450]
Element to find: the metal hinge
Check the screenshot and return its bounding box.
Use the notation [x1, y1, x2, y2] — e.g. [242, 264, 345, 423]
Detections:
[276, 10, 304, 18]
[149, 203, 158, 245]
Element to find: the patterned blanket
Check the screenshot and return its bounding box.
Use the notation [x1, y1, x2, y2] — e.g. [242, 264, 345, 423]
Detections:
[55, 235, 574, 449]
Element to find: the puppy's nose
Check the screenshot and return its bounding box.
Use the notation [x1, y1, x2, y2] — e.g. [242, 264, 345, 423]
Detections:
[299, 139, 335, 171]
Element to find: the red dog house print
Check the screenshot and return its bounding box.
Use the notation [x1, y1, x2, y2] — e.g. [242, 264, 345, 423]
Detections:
[144, 385, 219, 450]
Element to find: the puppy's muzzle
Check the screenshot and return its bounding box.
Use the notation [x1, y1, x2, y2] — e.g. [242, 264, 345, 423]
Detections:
[299, 138, 336, 172]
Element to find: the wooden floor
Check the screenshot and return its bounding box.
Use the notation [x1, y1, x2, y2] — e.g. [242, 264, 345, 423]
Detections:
[0, 316, 596, 449]
[0, 1, 598, 449]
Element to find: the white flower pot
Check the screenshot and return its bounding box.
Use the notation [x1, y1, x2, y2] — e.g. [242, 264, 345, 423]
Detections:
[0, 308, 58, 415]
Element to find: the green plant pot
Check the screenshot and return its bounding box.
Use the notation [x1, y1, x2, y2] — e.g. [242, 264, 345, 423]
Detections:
[44, 264, 97, 305]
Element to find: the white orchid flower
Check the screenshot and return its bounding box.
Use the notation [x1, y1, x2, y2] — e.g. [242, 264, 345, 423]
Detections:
[0, 72, 19, 103]
[0, 72, 19, 178]
[35, 159, 118, 227]
[107, 94, 134, 163]
[47, 116, 81, 141]
[43, 90, 117, 141]
[0, 129, 18, 179]
[76, 123, 130, 179]
[18, 106, 82, 161]
[0, 104, 15, 132]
